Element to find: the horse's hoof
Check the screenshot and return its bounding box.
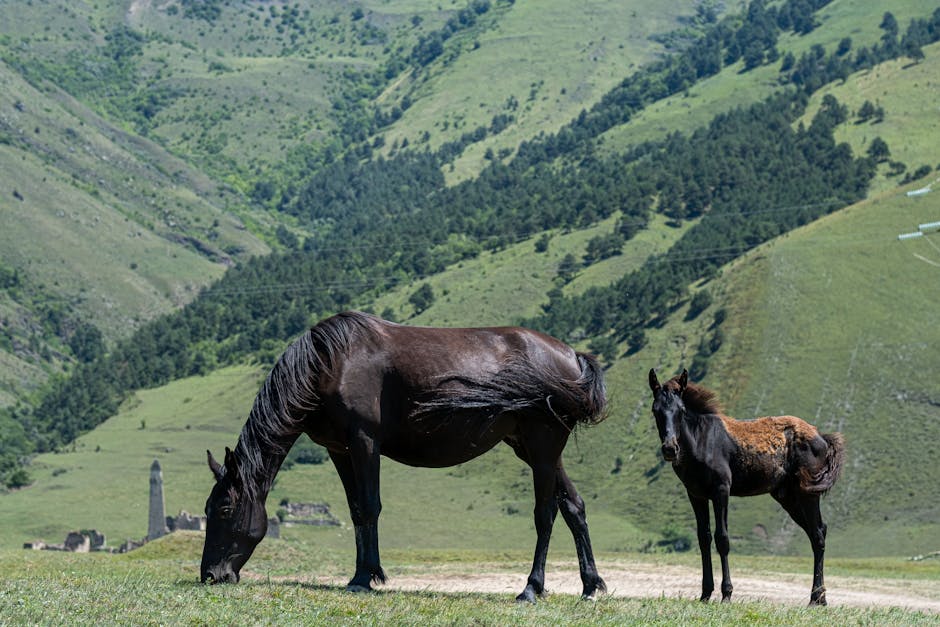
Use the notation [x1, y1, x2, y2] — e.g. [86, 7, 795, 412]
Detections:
[581, 593, 598, 602]
[809, 595, 827, 607]
[515, 586, 538, 604]
[346, 584, 373, 594]
[720, 595, 732, 603]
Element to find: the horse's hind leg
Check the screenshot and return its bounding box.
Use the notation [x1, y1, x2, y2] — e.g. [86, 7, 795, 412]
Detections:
[555, 463, 606, 600]
[329, 448, 386, 592]
[505, 436, 561, 603]
[687, 491, 714, 602]
[774, 491, 827, 606]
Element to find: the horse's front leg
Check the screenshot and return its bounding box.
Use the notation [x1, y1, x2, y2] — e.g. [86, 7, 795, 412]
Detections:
[329, 442, 385, 592]
[517, 460, 558, 603]
[712, 484, 733, 602]
[687, 491, 714, 602]
[555, 463, 606, 600]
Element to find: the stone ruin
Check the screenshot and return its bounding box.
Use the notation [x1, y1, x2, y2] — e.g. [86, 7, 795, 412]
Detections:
[166, 510, 206, 532]
[24, 529, 109, 553]
[279, 501, 340, 527]
[23, 459, 318, 553]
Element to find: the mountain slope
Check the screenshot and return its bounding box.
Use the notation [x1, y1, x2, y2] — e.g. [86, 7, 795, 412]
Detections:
[3, 1, 940, 560]
[0, 60, 268, 406]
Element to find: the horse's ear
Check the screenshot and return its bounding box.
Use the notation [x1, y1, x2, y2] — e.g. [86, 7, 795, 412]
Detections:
[678, 369, 689, 391]
[224, 446, 242, 490]
[648, 368, 661, 393]
[207, 450, 224, 482]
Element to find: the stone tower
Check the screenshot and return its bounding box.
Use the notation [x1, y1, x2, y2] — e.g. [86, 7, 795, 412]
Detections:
[148, 459, 169, 540]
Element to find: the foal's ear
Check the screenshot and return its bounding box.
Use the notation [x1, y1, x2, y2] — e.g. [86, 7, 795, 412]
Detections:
[207, 450, 224, 482]
[678, 369, 689, 391]
[648, 368, 661, 393]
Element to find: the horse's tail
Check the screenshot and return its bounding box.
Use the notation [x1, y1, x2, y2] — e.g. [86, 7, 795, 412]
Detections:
[412, 349, 607, 429]
[572, 351, 607, 426]
[800, 432, 845, 495]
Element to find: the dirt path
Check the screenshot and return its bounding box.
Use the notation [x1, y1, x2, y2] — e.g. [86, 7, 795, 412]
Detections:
[307, 560, 940, 613]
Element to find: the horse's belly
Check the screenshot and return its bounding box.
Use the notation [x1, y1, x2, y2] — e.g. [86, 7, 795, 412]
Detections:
[380, 412, 514, 468]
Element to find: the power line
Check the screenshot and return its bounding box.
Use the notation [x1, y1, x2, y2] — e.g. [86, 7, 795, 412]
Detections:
[202, 230, 910, 298]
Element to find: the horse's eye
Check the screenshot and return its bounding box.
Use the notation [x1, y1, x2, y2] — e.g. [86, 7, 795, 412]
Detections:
[219, 506, 234, 518]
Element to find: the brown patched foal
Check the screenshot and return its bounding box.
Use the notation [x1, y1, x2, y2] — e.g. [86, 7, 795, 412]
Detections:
[648, 368, 845, 606]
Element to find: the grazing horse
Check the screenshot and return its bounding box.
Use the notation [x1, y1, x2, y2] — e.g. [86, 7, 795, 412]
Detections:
[648, 369, 845, 606]
[201, 311, 608, 602]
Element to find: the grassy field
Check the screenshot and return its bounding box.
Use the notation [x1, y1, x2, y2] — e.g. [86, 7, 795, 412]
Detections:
[2, 534, 938, 624]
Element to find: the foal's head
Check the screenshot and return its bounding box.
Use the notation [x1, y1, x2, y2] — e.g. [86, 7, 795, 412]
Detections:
[200, 448, 268, 584]
[648, 368, 689, 462]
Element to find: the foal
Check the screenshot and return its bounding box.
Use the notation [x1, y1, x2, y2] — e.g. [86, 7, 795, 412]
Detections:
[648, 369, 845, 606]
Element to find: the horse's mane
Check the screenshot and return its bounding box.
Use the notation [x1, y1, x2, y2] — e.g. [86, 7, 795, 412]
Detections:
[235, 311, 380, 496]
[681, 382, 723, 416]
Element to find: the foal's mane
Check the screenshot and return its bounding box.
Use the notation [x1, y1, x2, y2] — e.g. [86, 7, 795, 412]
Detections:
[681, 382, 723, 416]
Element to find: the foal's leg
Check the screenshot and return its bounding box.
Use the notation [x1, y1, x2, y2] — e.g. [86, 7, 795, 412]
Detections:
[774, 491, 828, 606]
[329, 447, 386, 592]
[687, 491, 714, 602]
[712, 484, 733, 602]
[555, 463, 606, 600]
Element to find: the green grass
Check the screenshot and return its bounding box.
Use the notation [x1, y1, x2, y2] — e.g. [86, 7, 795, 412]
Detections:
[2, 535, 938, 625]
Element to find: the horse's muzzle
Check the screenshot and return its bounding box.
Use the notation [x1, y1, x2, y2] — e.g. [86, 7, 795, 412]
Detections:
[201, 566, 240, 584]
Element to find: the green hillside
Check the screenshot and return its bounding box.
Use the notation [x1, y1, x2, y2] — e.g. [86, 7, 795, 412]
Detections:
[0, 60, 268, 406]
[5, 174, 938, 558]
[0, 0, 744, 409]
[3, 0, 940, 567]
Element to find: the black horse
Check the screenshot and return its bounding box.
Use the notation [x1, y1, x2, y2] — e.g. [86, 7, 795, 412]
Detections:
[201, 311, 608, 602]
[648, 369, 844, 606]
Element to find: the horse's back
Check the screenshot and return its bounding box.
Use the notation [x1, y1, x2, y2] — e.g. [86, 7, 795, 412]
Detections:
[308, 313, 596, 467]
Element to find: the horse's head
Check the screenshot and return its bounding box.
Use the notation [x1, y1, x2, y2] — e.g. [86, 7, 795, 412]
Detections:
[648, 368, 688, 462]
[200, 448, 267, 584]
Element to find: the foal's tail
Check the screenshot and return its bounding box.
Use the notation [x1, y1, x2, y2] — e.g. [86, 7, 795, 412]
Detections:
[800, 432, 846, 495]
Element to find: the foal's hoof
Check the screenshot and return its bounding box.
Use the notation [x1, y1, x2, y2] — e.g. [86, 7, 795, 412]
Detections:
[345, 583, 373, 594]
